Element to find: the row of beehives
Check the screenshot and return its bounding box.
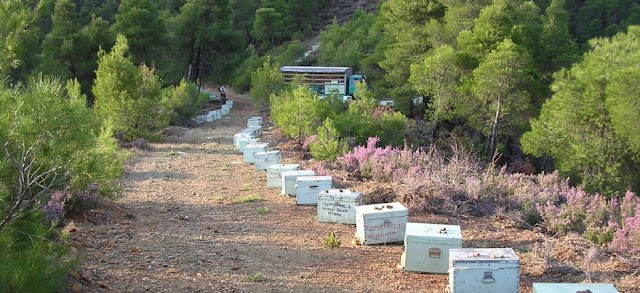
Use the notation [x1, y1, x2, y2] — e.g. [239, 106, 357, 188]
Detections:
[193, 100, 234, 125]
[231, 116, 620, 293]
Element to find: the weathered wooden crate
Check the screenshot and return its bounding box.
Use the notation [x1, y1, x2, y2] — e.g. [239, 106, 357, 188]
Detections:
[295, 176, 332, 205]
[400, 223, 462, 273]
[449, 248, 520, 293]
[355, 202, 408, 245]
[317, 189, 362, 224]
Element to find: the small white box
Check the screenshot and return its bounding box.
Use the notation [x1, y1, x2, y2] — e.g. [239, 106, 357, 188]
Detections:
[266, 164, 300, 188]
[254, 150, 282, 170]
[317, 189, 362, 224]
[221, 104, 230, 115]
[533, 283, 619, 293]
[248, 126, 262, 137]
[248, 117, 262, 127]
[355, 202, 408, 245]
[449, 248, 520, 293]
[281, 170, 315, 196]
[243, 142, 268, 164]
[295, 176, 332, 205]
[233, 132, 254, 149]
[400, 223, 462, 273]
[237, 137, 259, 152]
[241, 127, 260, 138]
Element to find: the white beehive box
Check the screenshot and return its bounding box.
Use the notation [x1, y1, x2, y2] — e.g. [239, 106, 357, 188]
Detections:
[248, 117, 262, 127]
[233, 132, 254, 149]
[254, 150, 282, 170]
[241, 127, 260, 138]
[248, 126, 262, 137]
[400, 223, 462, 273]
[317, 189, 362, 224]
[295, 176, 332, 205]
[533, 283, 619, 293]
[237, 137, 259, 152]
[221, 104, 230, 115]
[243, 142, 268, 164]
[449, 248, 520, 293]
[266, 164, 300, 188]
[355, 202, 408, 245]
[281, 170, 315, 196]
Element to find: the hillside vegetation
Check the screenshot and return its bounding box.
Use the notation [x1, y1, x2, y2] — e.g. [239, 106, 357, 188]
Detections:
[0, 0, 639, 291]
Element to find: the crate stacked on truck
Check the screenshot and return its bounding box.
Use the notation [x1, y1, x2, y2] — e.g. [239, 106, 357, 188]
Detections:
[279, 66, 366, 101]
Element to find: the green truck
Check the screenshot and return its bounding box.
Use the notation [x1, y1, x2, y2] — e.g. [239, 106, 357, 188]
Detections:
[279, 66, 366, 100]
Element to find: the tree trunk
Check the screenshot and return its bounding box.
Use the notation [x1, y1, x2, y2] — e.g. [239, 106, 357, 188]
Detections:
[489, 95, 501, 161]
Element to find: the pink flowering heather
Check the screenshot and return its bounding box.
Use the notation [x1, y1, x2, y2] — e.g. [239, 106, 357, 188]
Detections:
[42, 190, 72, 223]
[609, 191, 640, 254]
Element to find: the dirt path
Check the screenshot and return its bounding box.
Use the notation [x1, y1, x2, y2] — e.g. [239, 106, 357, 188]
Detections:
[69, 91, 640, 293]
[69, 92, 447, 293]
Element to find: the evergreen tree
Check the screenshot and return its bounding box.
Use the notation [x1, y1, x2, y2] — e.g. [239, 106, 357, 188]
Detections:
[0, 0, 38, 76]
[522, 26, 640, 194]
[466, 39, 533, 159]
[252, 7, 286, 50]
[39, 0, 81, 80]
[93, 35, 166, 140]
[111, 0, 165, 65]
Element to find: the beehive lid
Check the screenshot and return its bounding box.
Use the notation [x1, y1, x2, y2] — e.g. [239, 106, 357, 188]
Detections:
[405, 223, 462, 244]
[318, 189, 362, 201]
[281, 170, 315, 178]
[532, 283, 619, 293]
[245, 142, 268, 149]
[255, 150, 281, 156]
[356, 202, 408, 219]
[450, 248, 519, 264]
[296, 176, 332, 183]
[267, 164, 300, 171]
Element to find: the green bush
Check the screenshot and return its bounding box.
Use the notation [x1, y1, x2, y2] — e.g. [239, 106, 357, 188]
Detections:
[0, 215, 73, 293]
[270, 86, 332, 139]
[322, 231, 341, 248]
[93, 34, 168, 141]
[0, 76, 124, 195]
[231, 45, 266, 93]
[161, 80, 209, 125]
[310, 119, 349, 162]
[333, 96, 408, 147]
[249, 58, 286, 109]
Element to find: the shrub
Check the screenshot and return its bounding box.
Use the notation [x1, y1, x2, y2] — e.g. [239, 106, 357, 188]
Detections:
[270, 86, 331, 139]
[609, 191, 640, 254]
[93, 34, 168, 141]
[0, 76, 124, 198]
[333, 97, 407, 147]
[323, 231, 341, 248]
[309, 119, 349, 162]
[161, 80, 209, 125]
[249, 58, 286, 108]
[231, 45, 266, 93]
[0, 215, 73, 293]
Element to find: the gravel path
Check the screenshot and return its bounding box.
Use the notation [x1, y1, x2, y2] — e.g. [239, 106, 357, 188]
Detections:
[68, 91, 640, 293]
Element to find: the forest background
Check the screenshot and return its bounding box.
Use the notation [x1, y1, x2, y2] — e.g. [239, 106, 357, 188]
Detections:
[0, 0, 639, 291]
